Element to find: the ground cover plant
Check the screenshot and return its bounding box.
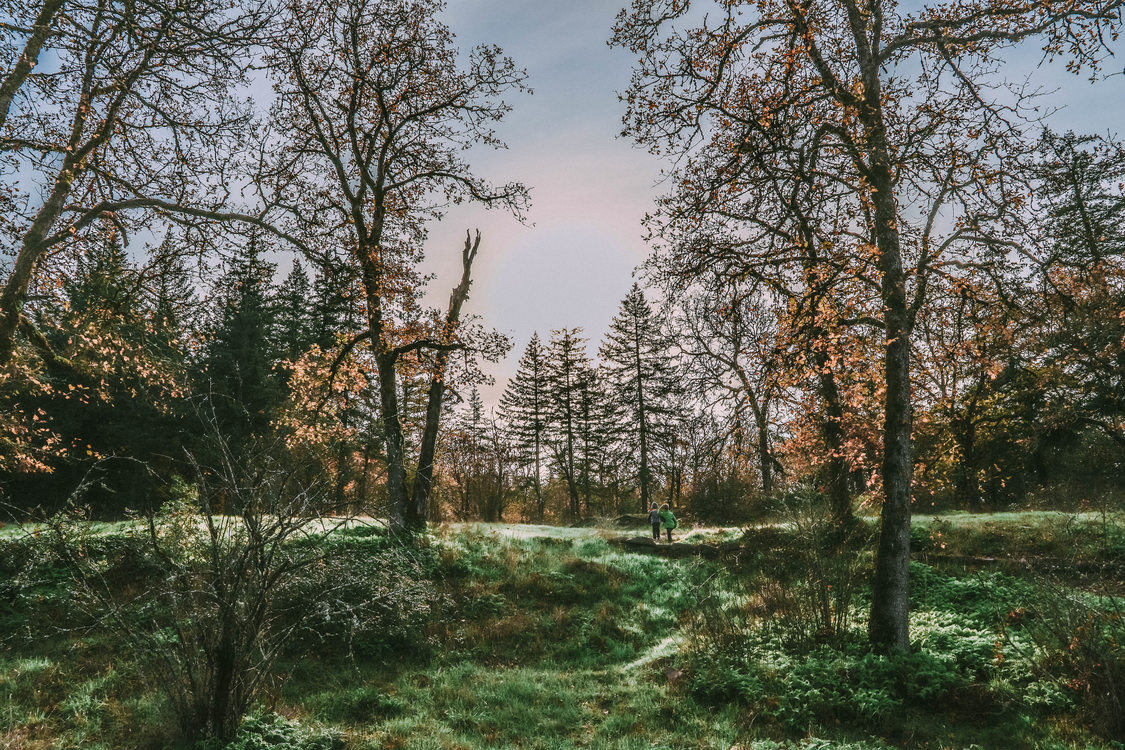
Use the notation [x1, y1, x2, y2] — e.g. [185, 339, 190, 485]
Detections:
[1, 508, 1123, 749]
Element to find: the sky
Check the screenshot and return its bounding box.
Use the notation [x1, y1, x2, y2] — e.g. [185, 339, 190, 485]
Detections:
[419, 0, 667, 408]
[412, 1, 1125, 410]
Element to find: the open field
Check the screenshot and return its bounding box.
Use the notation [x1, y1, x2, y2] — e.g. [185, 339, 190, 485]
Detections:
[1, 511, 1123, 749]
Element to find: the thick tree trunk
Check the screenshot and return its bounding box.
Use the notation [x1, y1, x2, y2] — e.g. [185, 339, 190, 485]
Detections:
[376, 352, 409, 530]
[866, 138, 914, 654]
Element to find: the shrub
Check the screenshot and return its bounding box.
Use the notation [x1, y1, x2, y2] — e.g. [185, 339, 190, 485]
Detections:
[1001, 581, 1125, 740]
[206, 713, 342, 750]
[38, 435, 435, 744]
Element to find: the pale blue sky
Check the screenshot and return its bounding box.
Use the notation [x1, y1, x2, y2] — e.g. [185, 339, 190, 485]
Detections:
[419, 2, 1125, 407]
[422, 1, 667, 406]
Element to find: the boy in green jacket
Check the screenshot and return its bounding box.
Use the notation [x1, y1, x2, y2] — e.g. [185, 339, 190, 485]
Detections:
[658, 503, 677, 543]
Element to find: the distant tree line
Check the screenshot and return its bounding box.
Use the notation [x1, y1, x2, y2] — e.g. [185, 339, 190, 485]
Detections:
[3, 127, 1123, 524]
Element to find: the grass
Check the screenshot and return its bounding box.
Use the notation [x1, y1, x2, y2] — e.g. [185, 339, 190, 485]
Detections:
[0, 511, 1123, 748]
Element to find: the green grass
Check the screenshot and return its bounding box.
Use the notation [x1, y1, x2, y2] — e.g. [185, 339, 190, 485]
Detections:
[1, 513, 1123, 749]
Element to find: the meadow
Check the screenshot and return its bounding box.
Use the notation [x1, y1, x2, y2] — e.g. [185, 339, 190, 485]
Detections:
[0, 509, 1122, 749]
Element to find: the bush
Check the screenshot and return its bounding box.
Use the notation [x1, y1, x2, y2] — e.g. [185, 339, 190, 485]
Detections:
[278, 539, 443, 658]
[36, 436, 437, 744]
[753, 486, 873, 646]
[687, 634, 979, 732]
[1001, 581, 1125, 740]
[206, 713, 342, 750]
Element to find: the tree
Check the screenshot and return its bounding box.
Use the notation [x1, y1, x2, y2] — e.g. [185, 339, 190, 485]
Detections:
[264, 0, 527, 530]
[40, 426, 414, 743]
[614, 0, 1123, 652]
[0, 0, 264, 367]
[1030, 130, 1125, 454]
[573, 361, 618, 514]
[544, 328, 591, 520]
[443, 388, 513, 521]
[599, 283, 680, 513]
[500, 333, 550, 519]
[198, 239, 282, 449]
[676, 288, 783, 496]
[0, 228, 190, 512]
[274, 260, 316, 363]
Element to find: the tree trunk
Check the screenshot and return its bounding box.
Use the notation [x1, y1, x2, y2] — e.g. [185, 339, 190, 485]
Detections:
[756, 416, 772, 494]
[953, 416, 981, 508]
[0, 0, 65, 134]
[816, 361, 852, 524]
[376, 352, 409, 530]
[866, 127, 914, 654]
[0, 161, 78, 367]
[409, 231, 481, 527]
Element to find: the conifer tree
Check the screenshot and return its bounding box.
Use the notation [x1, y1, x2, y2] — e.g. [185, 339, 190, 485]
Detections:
[573, 362, 617, 514]
[544, 328, 590, 520]
[599, 283, 681, 512]
[274, 260, 315, 362]
[146, 243, 199, 350]
[200, 238, 281, 446]
[309, 264, 354, 350]
[499, 333, 550, 519]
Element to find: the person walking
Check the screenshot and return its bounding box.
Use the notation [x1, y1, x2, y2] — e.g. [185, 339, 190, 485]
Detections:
[648, 502, 661, 542]
[659, 503, 677, 543]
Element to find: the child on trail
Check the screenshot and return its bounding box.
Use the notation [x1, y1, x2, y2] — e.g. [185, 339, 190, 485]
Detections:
[648, 502, 661, 542]
[659, 503, 677, 543]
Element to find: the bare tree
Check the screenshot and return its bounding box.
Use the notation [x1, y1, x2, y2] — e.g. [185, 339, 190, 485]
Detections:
[39, 426, 403, 743]
[675, 288, 784, 496]
[614, 0, 1122, 651]
[262, 0, 527, 530]
[0, 0, 266, 366]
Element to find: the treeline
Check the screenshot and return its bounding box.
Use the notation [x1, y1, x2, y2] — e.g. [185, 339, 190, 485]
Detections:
[446, 132, 1125, 521]
[445, 128, 1123, 524]
[0, 236, 357, 514]
[2, 131, 1121, 523]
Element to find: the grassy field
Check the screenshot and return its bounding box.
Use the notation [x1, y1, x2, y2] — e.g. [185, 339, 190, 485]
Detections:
[0, 510, 1122, 749]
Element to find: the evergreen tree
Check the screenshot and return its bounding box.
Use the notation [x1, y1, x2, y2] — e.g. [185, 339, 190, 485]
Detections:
[310, 263, 354, 350]
[149, 253, 198, 351]
[66, 240, 142, 323]
[544, 328, 591, 520]
[4, 234, 187, 514]
[599, 283, 681, 512]
[573, 362, 616, 514]
[199, 238, 281, 446]
[499, 333, 550, 519]
[274, 260, 315, 362]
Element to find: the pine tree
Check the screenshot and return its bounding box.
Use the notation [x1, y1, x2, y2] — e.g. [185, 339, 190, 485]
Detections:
[573, 362, 617, 515]
[599, 283, 681, 513]
[274, 260, 315, 362]
[199, 238, 281, 446]
[148, 250, 198, 352]
[66, 239, 143, 324]
[310, 264, 354, 350]
[499, 333, 550, 519]
[544, 328, 591, 520]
